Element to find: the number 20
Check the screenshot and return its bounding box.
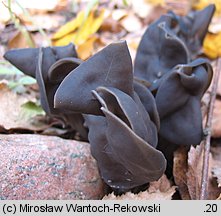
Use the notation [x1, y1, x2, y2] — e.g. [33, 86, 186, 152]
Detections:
[205, 204, 217, 212]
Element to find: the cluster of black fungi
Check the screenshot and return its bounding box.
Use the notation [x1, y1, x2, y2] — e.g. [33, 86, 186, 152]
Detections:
[4, 4, 216, 194]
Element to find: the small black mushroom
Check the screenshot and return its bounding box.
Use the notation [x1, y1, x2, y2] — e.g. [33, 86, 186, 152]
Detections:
[168, 4, 215, 58]
[4, 44, 88, 139]
[134, 4, 215, 92]
[155, 58, 213, 146]
[134, 15, 189, 92]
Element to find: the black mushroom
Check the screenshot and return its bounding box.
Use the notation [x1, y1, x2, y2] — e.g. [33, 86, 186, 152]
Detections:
[55, 41, 166, 192]
[133, 5, 215, 175]
[3, 4, 215, 194]
[4, 43, 88, 139]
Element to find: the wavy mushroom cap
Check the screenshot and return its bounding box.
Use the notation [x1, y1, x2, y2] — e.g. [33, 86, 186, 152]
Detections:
[85, 86, 166, 192]
[155, 58, 213, 146]
[134, 15, 189, 92]
[169, 4, 215, 58]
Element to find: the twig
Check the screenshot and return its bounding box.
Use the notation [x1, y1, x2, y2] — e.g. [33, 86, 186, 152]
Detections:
[3, 0, 35, 48]
[200, 58, 221, 200]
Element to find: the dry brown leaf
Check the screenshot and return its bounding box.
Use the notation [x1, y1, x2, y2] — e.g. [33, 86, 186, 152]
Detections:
[52, 8, 105, 46]
[103, 175, 176, 200]
[173, 147, 191, 200]
[100, 17, 122, 33]
[0, 83, 48, 132]
[186, 145, 202, 200]
[187, 145, 221, 200]
[212, 99, 221, 138]
[211, 145, 221, 188]
[8, 31, 35, 49]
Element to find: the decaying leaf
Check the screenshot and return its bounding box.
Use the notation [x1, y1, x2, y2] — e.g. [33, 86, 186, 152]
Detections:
[187, 145, 221, 200]
[203, 32, 221, 59]
[52, 8, 105, 46]
[0, 83, 48, 132]
[212, 99, 221, 138]
[173, 147, 191, 200]
[103, 175, 176, 200]
[8, 31, 35, 49]
[211, 145, 221, 188]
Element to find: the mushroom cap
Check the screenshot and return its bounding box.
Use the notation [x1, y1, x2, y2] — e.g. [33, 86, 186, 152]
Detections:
[85, 87, 166, 191]
[155, 58, 213, 146]
[134, 15, 189, 91]
[3, 43, 77, 78]
[54, 41, 134, 115]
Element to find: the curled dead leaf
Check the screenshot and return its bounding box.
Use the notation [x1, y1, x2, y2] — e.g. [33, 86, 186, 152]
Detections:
[187, 145, 221, 200]
[212, 99, 221, 138]
[173, 147, 191, 200]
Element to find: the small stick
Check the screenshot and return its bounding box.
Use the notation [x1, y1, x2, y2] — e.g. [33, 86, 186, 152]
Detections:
[200, 58, 221, 200]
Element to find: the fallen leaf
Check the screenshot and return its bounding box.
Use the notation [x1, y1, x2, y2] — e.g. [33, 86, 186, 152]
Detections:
[211, 145, 221, 188]
[77, 35, 101, 60]
[103, 175, 176, 200]
[147, 0, 165, 6]
[212, 99, 221, 138]
[0, 83, 48, 132]
[52, 8, 105, 46]
[203, 32, 221, 59]
[187, 145, 221, 200]
[8, 31, 35, 49]
[100, 17, 122, 33]
[173, 147, 191, 200]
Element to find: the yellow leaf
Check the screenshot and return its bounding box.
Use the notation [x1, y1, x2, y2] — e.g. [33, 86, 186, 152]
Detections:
[193, 0, 221, 16]
[52, 32, 76, 47]
[203, 31, 221, 59]
[52, 8, 105, 46]
[77, 35, 98, 60]
[52, 11, 85, 40]
[146, 0, 165, 6]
